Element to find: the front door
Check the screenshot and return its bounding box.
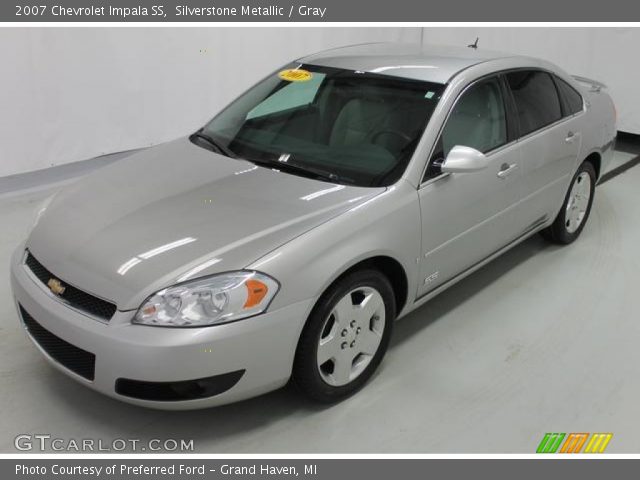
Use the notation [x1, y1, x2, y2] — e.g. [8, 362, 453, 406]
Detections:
[417, 76, 524, 298]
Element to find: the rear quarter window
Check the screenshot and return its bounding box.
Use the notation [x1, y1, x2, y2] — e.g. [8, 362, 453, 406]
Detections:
[506, 70, 562, 136]
[555, 77, 585, 116]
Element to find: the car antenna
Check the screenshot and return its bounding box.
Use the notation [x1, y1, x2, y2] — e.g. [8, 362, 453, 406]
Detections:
[468, 37, 479, 49]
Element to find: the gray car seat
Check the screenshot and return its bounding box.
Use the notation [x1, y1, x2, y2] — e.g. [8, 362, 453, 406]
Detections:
[442, 82, 505, 156]
[329, 98, 389, 147]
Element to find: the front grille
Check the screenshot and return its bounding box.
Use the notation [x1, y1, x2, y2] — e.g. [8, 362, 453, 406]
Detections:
[25, 252, 117, 321]
[19, 305, 96, 381]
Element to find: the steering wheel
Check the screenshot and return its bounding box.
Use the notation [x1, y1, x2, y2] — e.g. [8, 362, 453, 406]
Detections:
[371, 129, 413, 147]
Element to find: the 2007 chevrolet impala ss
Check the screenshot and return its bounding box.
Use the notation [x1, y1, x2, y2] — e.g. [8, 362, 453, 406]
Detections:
[11, 43, 616, 409]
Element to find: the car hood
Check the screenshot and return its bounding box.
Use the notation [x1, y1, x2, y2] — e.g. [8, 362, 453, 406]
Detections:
[27, 138, 384, 310]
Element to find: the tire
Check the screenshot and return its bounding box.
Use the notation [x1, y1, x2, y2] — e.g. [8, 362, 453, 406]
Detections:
[541, 161, 596, 245]
[292, 269, 395, 403]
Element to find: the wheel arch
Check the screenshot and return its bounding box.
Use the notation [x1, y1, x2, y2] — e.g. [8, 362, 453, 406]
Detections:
[299, 253, 411, 332]
[330, 255, 409, 315]
[583, 150, 602, 180]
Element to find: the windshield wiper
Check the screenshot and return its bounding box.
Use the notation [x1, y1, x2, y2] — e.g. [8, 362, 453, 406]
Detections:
[190, 130, 237, 159]
[248, 157, 354, 185]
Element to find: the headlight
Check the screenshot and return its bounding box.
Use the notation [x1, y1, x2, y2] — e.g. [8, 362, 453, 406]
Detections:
[133, 271, 279, 327]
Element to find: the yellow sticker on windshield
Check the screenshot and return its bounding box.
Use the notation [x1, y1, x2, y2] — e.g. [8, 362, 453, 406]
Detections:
[278, 69, 313, 82]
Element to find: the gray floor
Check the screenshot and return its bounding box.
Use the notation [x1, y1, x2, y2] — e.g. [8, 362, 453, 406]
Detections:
[1, 148, 639, 453]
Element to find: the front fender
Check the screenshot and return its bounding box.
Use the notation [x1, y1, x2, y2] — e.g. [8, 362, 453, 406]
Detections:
[247, 181, 421, 319]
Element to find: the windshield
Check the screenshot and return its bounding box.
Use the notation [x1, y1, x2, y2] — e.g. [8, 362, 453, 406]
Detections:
[198, 63, 445, 187]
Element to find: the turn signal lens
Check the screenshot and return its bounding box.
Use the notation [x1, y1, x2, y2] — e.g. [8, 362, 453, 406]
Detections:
[244, 279, 269, 308]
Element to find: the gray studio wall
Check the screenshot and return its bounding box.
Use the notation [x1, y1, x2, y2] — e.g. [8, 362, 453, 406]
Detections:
[422, 27, 639, 135]
[0, 27, 420, 178]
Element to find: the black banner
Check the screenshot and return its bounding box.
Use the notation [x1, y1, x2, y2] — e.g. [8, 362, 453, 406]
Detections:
[4, 459, 640, 480]
[4, 0, 640, 22]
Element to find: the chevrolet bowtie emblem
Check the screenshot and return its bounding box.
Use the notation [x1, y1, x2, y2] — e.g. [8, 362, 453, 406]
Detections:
[47, 278, 66, 296]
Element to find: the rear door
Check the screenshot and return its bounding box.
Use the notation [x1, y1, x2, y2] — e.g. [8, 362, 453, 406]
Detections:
[416, 75, 524, 298]
[505, 70, 582, 231]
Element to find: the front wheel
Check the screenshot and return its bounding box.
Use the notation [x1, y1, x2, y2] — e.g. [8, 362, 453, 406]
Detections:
[292, 269, 395, 403]
[541, 161, 596, 245]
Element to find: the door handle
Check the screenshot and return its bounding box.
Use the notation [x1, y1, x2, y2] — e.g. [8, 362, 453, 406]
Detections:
[565, 131, 579, 143]
[497, 163, 518, 179]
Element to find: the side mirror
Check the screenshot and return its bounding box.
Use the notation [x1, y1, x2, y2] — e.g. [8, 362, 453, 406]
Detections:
[440, 145, 489, 174]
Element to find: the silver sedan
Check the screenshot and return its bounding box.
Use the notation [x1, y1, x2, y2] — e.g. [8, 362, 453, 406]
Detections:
[11, 43, 616, 409]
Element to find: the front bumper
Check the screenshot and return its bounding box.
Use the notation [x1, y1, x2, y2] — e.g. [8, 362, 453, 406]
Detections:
[10, 246, 313, 409]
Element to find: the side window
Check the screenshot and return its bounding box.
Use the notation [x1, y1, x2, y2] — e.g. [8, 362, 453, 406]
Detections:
[246, 73, 325, 120]
[555, 77, 584, 116]
[441, 78, 507, 158]
[506, 70, 562, 136]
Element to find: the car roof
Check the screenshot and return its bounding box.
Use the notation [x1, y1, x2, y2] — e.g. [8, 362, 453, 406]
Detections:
[298, 42, 521, 84]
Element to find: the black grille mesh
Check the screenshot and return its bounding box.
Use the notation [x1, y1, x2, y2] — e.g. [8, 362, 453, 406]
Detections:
[19, 305, 96, 381]
[25, 252, 117, 321]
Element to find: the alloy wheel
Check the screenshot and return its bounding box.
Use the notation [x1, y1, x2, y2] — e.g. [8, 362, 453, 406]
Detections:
[565, 171, 592, 234]
[316, 287, 386, 387]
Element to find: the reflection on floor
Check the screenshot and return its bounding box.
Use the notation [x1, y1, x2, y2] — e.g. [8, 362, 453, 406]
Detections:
[0, 139, 639, 453]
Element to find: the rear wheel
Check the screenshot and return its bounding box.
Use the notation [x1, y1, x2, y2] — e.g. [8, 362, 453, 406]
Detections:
[293, 269, 395, 403]
[541, 161, 596, 245]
